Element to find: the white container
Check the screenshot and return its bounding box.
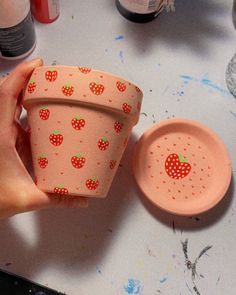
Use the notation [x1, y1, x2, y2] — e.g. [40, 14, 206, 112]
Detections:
[0, 0, 36, 60]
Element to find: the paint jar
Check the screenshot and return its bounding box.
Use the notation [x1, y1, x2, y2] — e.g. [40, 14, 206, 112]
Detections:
[0, 0, 36, 60]
[116, 0, 175, 23]
[31, 0, 60, 23]
[23, 66, 143, 198]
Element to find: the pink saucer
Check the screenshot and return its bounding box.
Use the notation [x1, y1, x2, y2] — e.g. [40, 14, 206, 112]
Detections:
[133, 118, 231, 216]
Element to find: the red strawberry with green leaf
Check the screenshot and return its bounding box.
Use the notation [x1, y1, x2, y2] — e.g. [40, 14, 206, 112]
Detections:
[45, 69, 58, 82]
[122, 103, 132, 114]
[49, 130, 63, 146]
[39, 106, 50, 120]
[78, 67, 91, 74]
[62, 83, 74, 96]
[27, 80, 36, 93]
[71, 116, 85, 130]
[54, 185, 69, 195]
[38, 155, 48, 168]
[116, 81, 126, 92]
[165, 153, 191, 180]
[98, 137, 109, 151]
[86, 178, 99, 190]
[71, 153, 86, 169]
[114, 121, 123, 133]
[110, 160, 116, 170]
[89, 81, 105, 95]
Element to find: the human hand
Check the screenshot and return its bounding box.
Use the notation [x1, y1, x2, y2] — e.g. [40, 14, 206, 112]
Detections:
[0, 59, 88, 219]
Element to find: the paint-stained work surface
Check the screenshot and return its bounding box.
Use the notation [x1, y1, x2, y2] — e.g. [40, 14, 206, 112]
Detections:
[0, 0, 235, 294]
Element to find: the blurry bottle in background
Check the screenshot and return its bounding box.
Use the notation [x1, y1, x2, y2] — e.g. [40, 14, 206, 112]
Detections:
[31, 0, 60, 24]
[116, 0, 175, 23]
[233, 0, 236, 29]
[0, 0, 36, 60]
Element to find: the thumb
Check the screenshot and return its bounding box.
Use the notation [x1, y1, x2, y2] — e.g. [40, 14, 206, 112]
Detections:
[0, 58, 43, 128]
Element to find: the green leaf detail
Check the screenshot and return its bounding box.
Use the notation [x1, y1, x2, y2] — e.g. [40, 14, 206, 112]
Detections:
[76, 153, 82, 158]
[64, 83, 71, 88]
[102, 136, 107, 142]
[53, 130, 59, 135]
[178, 154, 188, 163]
[58, 184, 64, 188]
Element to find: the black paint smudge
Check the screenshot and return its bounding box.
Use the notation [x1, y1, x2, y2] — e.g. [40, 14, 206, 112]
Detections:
[181, 239, 213, 295]
[185, 282, 193, 294]
[216, 275, 221, 285]
[141, 112, 147, 117]
[152, 114, 156, 123]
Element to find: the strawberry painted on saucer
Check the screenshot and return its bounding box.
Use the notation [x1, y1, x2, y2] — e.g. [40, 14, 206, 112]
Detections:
[133, 118, 232, 216]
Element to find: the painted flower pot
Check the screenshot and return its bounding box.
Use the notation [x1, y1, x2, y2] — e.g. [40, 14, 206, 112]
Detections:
[23, 66, 143, 198]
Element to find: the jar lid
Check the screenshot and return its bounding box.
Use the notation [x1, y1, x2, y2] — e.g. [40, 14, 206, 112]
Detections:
[133, 118, 231, 216]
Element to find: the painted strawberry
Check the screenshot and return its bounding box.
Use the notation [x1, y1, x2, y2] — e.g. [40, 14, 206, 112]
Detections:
[165, 153, 191, 180]
[71, 116, 85, 130]
[86, 178, 99, 190]
[114, 121, 123, 133]
[122, 103, 132, 114]
[98, 137, 109, 151]
[54, 185, 69, 195]
[116, 81, 126, 92]
[38, 155, 48, 168]
[110, 160, 116, 170]
[45, 69, 58, 82]
[89, 81, 105, 95]
[27, 80, 36, 93]
[49, 130, 63, 146]
[39, 106, 50, 120]
[62, 83, 74, 96]
[78, 67, 91, 74]
[71, 153, 86, 169]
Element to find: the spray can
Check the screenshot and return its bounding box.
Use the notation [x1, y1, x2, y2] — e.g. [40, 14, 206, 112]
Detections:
[0, 0, 36, 60]
[31, 0, 60, 24]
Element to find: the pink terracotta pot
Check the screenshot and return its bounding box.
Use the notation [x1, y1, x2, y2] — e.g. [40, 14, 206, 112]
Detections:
[23, 66, 143, 198]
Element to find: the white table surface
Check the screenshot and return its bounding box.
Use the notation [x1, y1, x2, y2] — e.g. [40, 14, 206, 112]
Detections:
[0, 1, 236, 294]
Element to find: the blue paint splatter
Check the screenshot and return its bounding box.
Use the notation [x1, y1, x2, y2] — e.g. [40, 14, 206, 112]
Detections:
[115, 35, 124, 41]
[180, 75, 194, 81]
[230, 110, 236, 118]
[180, 75, 230, 96]
[119, 50, 124, 63]
[124, 279, 143, 294]
[200, 78, 230, 95]
[160, 276, 168, 284]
